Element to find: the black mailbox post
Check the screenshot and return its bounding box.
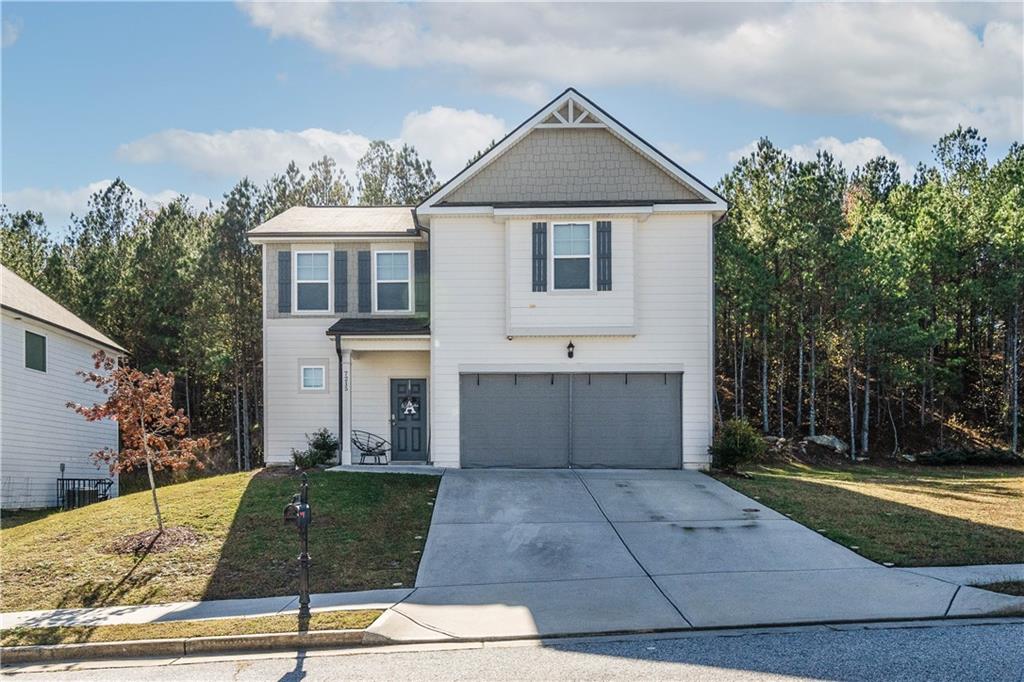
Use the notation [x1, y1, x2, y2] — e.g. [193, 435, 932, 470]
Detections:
[283, 472, 312, 629]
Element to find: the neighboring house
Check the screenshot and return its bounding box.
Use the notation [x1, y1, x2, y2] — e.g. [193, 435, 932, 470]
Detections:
[249, 88, 727, 470]
[1, 264, 126, 509]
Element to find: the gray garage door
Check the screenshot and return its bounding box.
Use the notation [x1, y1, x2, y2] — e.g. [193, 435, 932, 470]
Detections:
[459, 372, 682, 469]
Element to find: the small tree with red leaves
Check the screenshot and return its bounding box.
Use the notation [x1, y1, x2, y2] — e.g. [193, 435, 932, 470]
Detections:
[69, 351, 209, 532]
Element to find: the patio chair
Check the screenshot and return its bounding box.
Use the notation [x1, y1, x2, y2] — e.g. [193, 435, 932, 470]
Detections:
[351, 430, 391, 465]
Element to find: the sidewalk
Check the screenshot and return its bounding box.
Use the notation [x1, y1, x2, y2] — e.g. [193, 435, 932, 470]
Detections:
[3, 565, 1021, 635]
[0, 588, 411, 630]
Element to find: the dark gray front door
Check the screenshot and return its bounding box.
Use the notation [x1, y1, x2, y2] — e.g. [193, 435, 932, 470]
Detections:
[391, 379, 427, 461]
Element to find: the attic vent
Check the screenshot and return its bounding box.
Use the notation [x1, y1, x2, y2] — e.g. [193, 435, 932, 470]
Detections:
[538, 98, 606, 129]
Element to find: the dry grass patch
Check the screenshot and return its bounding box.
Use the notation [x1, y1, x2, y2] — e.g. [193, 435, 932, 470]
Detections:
[0, 469, 437, 612]
[977, 581, 1024, 597]
[0, 609, 381, 647]
[716, 463, 1024, 566]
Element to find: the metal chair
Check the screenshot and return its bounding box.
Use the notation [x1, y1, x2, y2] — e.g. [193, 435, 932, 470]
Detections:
[351, 430, 391, 465]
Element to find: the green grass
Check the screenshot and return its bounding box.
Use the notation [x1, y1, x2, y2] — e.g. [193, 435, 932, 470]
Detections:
[0, 469, 437, 612]
[978, 581, 1024, 597]
[715, 463, 1024, 566]
[0, 609, 381, 647]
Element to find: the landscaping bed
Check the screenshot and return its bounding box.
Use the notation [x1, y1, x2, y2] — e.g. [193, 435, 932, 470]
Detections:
[0, 610, 381, 647]
[715, 463, 1024, 566]
[0, 469, 437, 612]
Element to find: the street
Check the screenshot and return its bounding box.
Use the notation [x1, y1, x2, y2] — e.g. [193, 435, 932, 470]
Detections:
[5, 620, 1022, 681]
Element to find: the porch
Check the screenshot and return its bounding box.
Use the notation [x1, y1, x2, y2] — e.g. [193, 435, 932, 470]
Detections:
[328, 317, 430, 467]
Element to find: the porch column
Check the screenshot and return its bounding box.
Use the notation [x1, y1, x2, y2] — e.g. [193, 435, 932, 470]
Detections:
[340, 348, 353, 465]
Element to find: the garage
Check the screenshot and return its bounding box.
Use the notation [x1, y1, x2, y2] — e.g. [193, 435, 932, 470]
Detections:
[459, 372, 682, 468]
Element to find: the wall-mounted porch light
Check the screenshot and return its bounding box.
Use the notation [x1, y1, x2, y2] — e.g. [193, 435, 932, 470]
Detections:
[567, 340, 575, 359]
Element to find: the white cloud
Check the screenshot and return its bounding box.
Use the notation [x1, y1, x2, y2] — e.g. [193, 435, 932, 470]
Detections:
[2, 17, 22, 48]
[117, 128, 373, 185]
[399, 106, 506, 180]
[2, 181, 212, 229]
[240, 2, 1023, 140]
[729, 137, 911, 177]
[115, 106, 508, 187]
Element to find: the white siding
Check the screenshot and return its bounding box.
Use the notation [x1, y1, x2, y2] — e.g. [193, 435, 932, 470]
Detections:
[1, 312, 119, 509]
[262, 318, 430, 463]
[264, 318, 340, 464]
[507, 218, 635, 334]
[430, 212, 714, 469]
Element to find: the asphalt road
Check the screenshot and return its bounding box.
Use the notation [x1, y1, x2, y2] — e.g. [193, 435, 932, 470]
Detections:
[5, 621, 1023, 681]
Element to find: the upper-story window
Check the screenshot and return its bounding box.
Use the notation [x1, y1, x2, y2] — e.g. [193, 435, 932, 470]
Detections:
[295, 251, 331, 313]
[552, 223, 591, 290]
[374, 251, 411, 312]
[25, 331, 46, 372]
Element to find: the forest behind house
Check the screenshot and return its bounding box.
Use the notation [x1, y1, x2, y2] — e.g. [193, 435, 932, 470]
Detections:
[2, 128, 1021, 473]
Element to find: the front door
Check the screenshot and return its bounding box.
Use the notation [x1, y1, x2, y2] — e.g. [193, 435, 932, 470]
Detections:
[390, 378, 427, 461]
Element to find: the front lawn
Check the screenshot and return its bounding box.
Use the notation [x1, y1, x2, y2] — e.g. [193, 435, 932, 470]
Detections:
[0, 469, 438, 612]
[716, 463, 1024, 566]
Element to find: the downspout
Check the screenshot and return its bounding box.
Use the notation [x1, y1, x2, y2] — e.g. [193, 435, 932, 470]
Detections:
[412, 208, 432, 464]
[334, 333, 344, 465]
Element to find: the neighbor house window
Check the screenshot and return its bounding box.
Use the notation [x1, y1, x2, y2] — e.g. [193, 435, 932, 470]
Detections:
[295, 251, 331, 312]
[552, 223, 591, 290]
[25, 331, 46, 372]
[301, 365, 325, 390]
[375, 251, 411, 312]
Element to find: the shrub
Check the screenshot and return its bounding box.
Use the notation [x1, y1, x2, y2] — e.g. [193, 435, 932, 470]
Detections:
[710, 419, 765, 470]
[291, 428, 340, 469]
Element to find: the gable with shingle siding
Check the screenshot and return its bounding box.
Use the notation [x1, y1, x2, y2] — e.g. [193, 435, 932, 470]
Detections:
[440, 128, 703, 205]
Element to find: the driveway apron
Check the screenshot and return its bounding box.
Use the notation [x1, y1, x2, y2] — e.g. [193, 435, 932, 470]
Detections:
[369, 468, 1015, 642]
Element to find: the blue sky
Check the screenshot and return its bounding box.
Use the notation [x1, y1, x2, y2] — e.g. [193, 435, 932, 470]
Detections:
[2, 2, 1021, 230]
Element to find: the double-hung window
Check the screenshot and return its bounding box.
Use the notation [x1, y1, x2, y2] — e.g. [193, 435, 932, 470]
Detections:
[295, 251, 330, 312]
[375, 251, 411, 312]
[552, 223, 591, 290]
[301, 365, 325, 390]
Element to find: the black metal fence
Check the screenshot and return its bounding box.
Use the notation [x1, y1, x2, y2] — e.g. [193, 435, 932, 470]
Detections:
[56, 478, 114, 511]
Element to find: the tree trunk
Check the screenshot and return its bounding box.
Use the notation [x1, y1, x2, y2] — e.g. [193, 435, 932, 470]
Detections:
[847, 357, 857, 459]
[738, 336, 746, 419]
[861, 364, 870, 457]
[139, 410, 164, 533]
[887, 396, 899, 455]
[809, 332, 817, 437]
[1013, 302, 1020, 454]
[777, 358, 784, 438]
[762, 319, 769, 434]
[145, 455, 164, 534]
[233, 383, 242, 471]
[184, 369, 192, 437]
[796, 336, 804, 433]
[241, 378, 252, 471]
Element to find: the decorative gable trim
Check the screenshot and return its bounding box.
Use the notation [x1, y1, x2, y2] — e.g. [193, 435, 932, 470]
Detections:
[417, 87, 727, 214]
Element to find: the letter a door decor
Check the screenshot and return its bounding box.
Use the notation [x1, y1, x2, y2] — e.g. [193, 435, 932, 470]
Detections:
[390, 379, 427, 461]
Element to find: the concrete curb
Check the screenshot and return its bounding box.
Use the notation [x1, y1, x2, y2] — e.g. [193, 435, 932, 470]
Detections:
[1, 629, 365, 665]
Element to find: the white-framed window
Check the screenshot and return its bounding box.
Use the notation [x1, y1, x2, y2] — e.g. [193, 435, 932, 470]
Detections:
[294, 251, 331, 313]
[374, 250, 412, 312]
[300, 365, 326, 390]
[551, 222, 592, 290]
[24, 330, 46, 372]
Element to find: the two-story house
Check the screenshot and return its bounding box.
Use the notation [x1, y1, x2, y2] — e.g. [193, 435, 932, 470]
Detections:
[1, 264, 125, 509]
[249, 88, 726, 470]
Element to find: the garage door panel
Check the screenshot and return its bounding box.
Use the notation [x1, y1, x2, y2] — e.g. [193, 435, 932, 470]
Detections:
[571, 373, 682, 469]
[460, 374, 570, 468]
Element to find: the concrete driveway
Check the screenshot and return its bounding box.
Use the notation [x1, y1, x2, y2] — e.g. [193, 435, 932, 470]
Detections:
[370, 469, 1020, 641]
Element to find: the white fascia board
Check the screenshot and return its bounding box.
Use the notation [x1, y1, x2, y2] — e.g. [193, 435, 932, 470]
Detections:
[459, 362, 685, 374]
[248, 235, 423, 244]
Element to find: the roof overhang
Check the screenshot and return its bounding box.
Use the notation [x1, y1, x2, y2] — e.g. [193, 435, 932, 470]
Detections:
[1, 304, 128, 354]
[417, 87, 728, 216]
